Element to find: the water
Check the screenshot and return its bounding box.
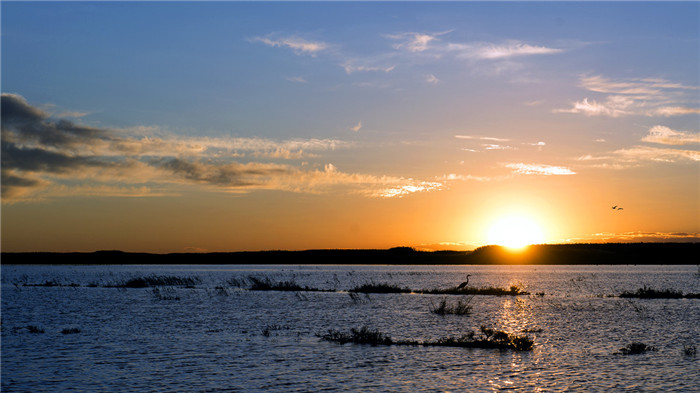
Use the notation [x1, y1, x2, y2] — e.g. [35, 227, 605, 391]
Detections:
[2, 264, 699, 392]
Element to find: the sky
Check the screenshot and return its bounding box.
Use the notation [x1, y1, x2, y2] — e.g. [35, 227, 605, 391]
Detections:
[1, 2, 698, 252]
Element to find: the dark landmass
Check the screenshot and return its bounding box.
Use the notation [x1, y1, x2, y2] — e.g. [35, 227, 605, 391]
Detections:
[1, 243, 698, 265]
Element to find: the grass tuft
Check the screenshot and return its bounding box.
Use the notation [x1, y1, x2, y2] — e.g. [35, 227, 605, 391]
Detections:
[619, 342, 657, 355]
[319, 325, 533, 351]
[247, 276, 328, 292]
[421, 284, 529, 296]
[350, 282, 411, 294]
[109, 275, 200, 288]
[430, 296, 474, 316]
[319, 326, 394, 346]
[683, 344, 697, 357]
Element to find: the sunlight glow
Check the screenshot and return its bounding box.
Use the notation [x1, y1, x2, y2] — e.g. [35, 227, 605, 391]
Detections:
[486, 216, 544, 249]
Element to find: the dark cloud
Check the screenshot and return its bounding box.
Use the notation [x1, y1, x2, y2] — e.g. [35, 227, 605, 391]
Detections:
[1, 141, 106, 174]
[1, 93, 47, 125]
[1, 93, 112, 149]
[154, 157, 287, 187]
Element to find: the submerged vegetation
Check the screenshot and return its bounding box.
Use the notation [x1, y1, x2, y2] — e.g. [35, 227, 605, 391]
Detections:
[619, 286, 700, 299]
[109, 275, 200, 288]
[618, 342, 657, 355]
[429, 296, 474, 316]
[318, 325, 534, 351]
[248, 276, 331, 292]
[350, 282, 411, 294]
[421, 284, 529, 296]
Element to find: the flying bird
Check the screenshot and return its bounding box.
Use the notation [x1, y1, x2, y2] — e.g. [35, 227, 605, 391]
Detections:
[612, 205, 623, 211]
[457, 274, 471, 289]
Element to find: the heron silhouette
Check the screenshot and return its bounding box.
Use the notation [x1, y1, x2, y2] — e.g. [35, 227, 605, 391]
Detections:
[457, 274, 472, 289]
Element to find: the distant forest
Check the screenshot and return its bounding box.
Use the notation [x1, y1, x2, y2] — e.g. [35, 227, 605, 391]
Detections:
[2, 243, 698, 265]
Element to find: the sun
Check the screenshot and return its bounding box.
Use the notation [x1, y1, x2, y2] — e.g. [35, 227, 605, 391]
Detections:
[486, 216, 544, 249]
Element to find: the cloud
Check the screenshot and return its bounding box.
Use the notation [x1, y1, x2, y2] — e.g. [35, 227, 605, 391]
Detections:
[554, 97, 631, 117]
[251, 36, 329, 56]
[612, 146, 700, 163]
[578, 145, 700, 168]
[586, 231, 700, 243]
[426, 74, 439, 84]
[455, 135, 510, 142]
[484, 144, 515, 150]
[1, 93, 443, 202]
[350, 121, 362, 132]
[652, 106, 700, 116]
[557, 75, 699, 117]
[343, 63, 395, 74]
[506, 163, 576, 175]
[386, 32, 449, 53]
[641, 126, 700, 146]
[437, 173, 493, 182]
[286, 76, 307, 83]
[476, 42, 563, 59]
[448, 41, 563, 60]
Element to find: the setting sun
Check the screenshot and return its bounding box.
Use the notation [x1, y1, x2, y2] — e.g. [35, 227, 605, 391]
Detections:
[486, 216, 544, 249]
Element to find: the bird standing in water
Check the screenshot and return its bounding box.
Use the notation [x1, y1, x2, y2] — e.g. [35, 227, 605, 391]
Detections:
[457, 274, 471, 289]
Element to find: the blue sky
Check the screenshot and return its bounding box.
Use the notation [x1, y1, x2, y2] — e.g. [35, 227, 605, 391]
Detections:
[2, 2, 698, 251]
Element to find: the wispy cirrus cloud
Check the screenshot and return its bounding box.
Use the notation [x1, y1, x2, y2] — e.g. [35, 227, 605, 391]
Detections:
[556, 75, 699, 117]
[506, 163, 576, 176]
[343, 63, 396, 74]
[577, 125, 700, 168]
[641, 126, 700, 146]
[386, 31, 451, 53]
[447, 41, 563, 60]
[1, 94, 443, 202]
[250, 35, 329, 56]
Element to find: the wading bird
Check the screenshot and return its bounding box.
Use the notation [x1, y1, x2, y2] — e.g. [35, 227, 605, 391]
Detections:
[457, 274, 472, 289]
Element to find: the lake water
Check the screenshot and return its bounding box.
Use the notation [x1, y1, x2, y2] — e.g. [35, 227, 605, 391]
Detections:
[2, 264, 699, 392]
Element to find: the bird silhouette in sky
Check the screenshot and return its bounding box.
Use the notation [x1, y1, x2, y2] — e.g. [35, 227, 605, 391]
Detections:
[612, 205, 623, 211]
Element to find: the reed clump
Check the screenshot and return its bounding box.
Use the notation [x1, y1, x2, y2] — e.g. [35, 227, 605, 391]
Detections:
[421, 284, 529, 296]
[349, 282, 411, 294]
[618, 342, 657, 355]
[619, 286, 699, 299]
[430, 296, 474, 316]
[109, 275, 200, 288]
[248, 276, 326, 292]
[319, 325, 534, 351]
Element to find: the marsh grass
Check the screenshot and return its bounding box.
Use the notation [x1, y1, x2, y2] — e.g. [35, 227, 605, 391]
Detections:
[618, 342, 657, 355]
[319, 325, 534, 351]
[421, 284, 529, 296]
[109, 275, 200, 288]
[348, 292, 371, 305]
[683, 344, 697, 357]
[429, 296, 474, 316]
[318, 326, 394, 346]
[13, 325, 45, 334]
[350, 282, 411, 294]
[151, 287, 180, 300]
[248, 276, 328, 292]
[619, 285, 700, 299]
[22, 280, 80, 288]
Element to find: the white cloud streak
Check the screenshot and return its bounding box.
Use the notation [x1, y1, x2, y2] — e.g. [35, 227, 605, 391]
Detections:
[506, 163, 576, 176]
[557, 75, 700, 117]
[641, 126, 700, 146]
[251, 36, 329, 56]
